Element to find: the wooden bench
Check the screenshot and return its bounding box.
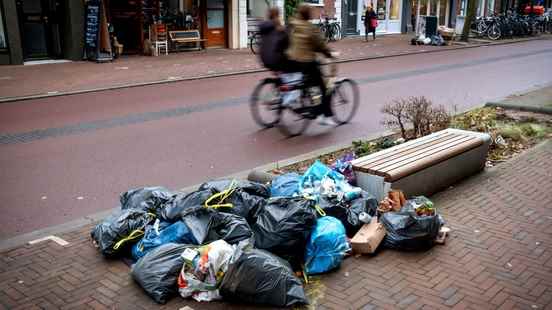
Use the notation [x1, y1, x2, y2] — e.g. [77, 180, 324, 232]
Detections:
[169, 30, 206, 51]
[352, 129, 491, 200]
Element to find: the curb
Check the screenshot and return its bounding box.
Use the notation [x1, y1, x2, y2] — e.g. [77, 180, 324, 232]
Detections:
[0, 129, 392, 252]
[0, 36, 549, 104]
[485, 102, 552, 115]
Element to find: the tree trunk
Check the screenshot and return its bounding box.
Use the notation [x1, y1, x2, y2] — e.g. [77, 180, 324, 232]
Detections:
[461, 0, 478, 41]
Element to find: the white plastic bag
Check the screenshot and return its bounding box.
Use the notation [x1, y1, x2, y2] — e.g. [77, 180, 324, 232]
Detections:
[280, 72, 303, 106]
[177, 240, 235, 302]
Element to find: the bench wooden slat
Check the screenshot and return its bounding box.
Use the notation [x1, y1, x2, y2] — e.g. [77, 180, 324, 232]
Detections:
[367, 135, 475, 172]
[375, 136, 478, 174]
[355, 136, 481, 181]
[352, 130, 485, 182]
[172, 38, 207, 42]
[352, 132, 459, 168]
[351, 131, 453, 167]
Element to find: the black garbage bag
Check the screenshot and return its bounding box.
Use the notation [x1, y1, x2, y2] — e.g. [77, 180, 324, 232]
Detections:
[320, 191, 378, 237]
[160, 189, 216, 222]
[120, 186, 173, 217]
[131, 243, 193, 304]
[219, 248, 308, 307]
[380, 210, 443, 251]
[180, 206, 253, 245]
[198, 179, 269, 222]
[199, 179, 270, 198]
[251, 197, 318, 266]
[91, 209, 154, 258]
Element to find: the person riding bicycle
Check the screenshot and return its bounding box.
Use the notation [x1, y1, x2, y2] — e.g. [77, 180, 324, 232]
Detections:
[286, 4, 337, 126]
[258, 8, 289, 72]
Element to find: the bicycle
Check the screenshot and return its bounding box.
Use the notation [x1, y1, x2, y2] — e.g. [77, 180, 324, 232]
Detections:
[319, 17, 342, 42]
[250, 60, 359, 137]
[249, 31, 261, 54]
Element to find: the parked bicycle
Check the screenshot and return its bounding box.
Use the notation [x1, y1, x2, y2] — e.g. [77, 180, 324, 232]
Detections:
[471, 12, 546, 40]
[250, 60, 359, 137]
[319, 16, 342, 42]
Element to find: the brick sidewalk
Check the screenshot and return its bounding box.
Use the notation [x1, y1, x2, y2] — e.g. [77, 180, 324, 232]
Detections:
[0, 34, 546, 100]
[1, 140, 551, 309]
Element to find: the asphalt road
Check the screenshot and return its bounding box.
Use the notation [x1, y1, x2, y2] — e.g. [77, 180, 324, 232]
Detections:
[1, 39, 551, 239]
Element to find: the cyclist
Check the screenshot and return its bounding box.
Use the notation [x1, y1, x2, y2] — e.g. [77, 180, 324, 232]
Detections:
[258, 8, 289, 72]
[286, 4, 336, 126]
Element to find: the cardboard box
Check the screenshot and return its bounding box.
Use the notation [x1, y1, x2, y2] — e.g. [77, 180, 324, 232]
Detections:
[351, 218, 387, 254]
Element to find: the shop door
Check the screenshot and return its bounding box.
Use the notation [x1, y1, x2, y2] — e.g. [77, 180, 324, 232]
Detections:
[17, 0, 64, 60]
[387, 0, 402, 33]
[342, 0, 358, 35]
[204, 0, 226, 47]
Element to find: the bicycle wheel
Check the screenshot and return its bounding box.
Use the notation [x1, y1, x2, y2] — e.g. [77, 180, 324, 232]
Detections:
[250, 79, 281, 128]
[277, 107, 310, 137]
[276, 89, 312, 137]
[331, 23, 342, 41]
[319, 24, 330, 42]
[251, 33, 262, 54]
[331, 78, 359, 125]
[487, 24, 501, 40]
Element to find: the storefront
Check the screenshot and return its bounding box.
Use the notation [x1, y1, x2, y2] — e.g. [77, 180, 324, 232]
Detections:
[103, 0, 236, 54]
[359, 0, 403, 34]
[412, 0, 451, 30]
[0, 0, 84, 65]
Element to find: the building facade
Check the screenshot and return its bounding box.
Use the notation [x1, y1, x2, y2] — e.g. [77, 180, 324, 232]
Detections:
[0, 0, 257, 65]
[0, 0, 84, 65]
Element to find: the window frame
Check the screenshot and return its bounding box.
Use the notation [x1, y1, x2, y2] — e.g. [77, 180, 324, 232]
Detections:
[303, 0, 325, 7]
[0, 2, 8, 52]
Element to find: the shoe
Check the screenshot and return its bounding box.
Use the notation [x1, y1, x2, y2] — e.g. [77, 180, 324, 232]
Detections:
[317, 116, 337, 126]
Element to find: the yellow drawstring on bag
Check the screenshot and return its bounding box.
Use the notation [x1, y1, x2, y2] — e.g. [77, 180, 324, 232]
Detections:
[204, 180, 237, 209]
[302, 193, 326, 217]
[113, 212, 155, 251]
[113, 229, 144, 251]
[314, 204, 326, 217]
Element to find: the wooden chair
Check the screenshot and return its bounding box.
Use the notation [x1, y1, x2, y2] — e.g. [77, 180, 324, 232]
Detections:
[153, 23, 169, 56]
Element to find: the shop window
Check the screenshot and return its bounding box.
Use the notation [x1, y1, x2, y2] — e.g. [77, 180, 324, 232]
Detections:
[477, 0, 485, 15]
[438, 0, 447, 24]
[0, 4, 6, 50]
[457, 0, 467, 16]
[377, 0, 387, 19]
[390, 0, 400, 19]
[304, 0, 324, 5]
[430, 0, 437, 15]
[419, 0, 428, 15]
[487, 0, 495, 14]
[207, 9, 224, 28]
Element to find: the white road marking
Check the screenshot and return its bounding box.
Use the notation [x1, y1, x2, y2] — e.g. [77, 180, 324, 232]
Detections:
[28, 235, 69, 246]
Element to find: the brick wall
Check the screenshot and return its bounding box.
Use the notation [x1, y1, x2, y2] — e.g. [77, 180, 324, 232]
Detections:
[308, 1, 337, 19]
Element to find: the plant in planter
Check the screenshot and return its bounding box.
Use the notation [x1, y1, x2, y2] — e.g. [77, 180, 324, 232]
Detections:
[381, 96, 451, 140]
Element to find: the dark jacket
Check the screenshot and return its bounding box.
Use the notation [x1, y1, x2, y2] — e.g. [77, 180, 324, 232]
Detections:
[364, 10, 378, 31]
[259, 20, 289, 71]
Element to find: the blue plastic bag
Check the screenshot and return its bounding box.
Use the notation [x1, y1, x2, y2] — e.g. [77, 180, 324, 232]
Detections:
[132, 220, 197, 261]
[299, 160, 360, 201]
[304, 216, 350, 275]
[270, 173, 300, 197]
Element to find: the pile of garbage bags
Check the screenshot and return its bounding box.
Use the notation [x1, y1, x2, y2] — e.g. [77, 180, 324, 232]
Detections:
[91, 160, 446, 307]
